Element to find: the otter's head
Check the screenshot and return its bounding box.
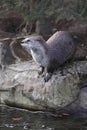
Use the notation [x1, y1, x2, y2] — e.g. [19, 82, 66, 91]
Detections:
[21, 36, 46, 51]
[21, 35, 49, 67]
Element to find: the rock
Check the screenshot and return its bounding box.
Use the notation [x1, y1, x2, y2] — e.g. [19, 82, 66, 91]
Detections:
[75, 61, 87, 89]
[67, 87, 87, 111]
[76, 61, 87, 75]
[78, 87, 87, 109]
[0, 60, 82, 111]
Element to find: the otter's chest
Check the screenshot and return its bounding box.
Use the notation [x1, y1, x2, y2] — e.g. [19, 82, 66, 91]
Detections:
[30, 49, 41, 64]
[30, 49, 49, 67]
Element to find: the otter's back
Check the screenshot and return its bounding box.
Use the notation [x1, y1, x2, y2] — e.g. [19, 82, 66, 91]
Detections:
[46, 31, 75, 64]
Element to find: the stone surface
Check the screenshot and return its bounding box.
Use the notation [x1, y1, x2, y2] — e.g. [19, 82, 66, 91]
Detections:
[79, 87, 87, 109]
[0, 60, 83, 111]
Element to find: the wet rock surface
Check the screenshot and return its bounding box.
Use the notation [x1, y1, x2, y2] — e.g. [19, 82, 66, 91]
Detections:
[0, 60, 86, 111]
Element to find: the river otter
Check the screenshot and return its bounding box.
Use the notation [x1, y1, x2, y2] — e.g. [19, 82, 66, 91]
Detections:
[21, 31, 75, 82]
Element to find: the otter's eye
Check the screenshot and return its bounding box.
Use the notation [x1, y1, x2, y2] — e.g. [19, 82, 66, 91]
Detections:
[27, 39, 30, 42]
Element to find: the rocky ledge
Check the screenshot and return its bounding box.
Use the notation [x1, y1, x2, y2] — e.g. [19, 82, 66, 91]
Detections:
[0, 60, 87, 111]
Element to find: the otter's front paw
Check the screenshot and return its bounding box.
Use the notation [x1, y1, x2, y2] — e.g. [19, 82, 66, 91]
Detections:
[2, 64, 7, 71]
[38, 66, 44, 75]
[44, 73, 52, 82]
[38, 70, 43, 75]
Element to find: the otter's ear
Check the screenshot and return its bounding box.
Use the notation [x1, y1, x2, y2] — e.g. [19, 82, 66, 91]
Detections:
[36, 39, 42, 42]
[36, 37, 45, 43]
